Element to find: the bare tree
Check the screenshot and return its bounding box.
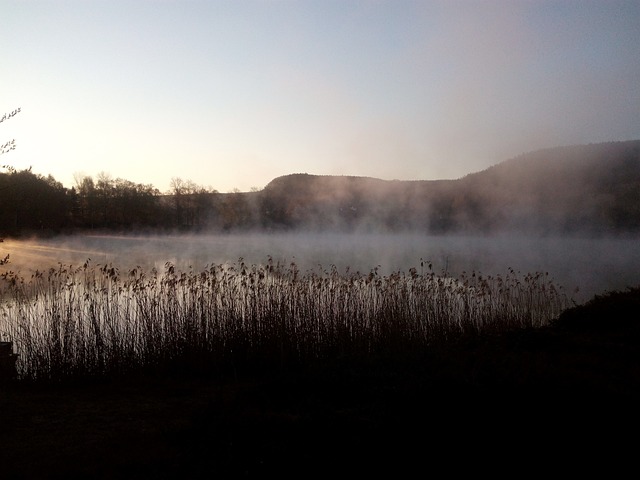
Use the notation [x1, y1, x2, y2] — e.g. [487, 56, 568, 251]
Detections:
[1, 107, 21, 156]
[1, 107, 21, 262]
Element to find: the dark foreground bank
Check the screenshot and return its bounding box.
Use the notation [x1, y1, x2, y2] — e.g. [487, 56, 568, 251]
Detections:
[1, 287, 639, 478]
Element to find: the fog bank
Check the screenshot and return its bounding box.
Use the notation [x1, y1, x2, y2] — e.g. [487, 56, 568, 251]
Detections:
[2, 232, 639, 304]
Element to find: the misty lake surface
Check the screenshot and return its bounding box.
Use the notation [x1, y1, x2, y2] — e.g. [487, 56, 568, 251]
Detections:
[2, 232, 640, 304]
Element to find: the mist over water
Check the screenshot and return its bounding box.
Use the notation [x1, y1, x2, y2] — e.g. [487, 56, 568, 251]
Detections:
[2, 232, 639, 304]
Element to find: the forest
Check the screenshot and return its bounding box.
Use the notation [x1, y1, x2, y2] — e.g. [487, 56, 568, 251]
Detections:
[1, 140, 639, 237]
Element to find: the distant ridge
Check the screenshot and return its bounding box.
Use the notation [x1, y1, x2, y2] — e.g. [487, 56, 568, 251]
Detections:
[259, 140, 640, 234]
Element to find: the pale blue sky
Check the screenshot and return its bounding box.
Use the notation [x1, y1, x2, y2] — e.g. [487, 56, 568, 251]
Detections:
[2, 0, 639, 193]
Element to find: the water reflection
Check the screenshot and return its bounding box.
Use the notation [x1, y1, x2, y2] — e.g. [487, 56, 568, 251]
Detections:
[2, 232, 639, 303]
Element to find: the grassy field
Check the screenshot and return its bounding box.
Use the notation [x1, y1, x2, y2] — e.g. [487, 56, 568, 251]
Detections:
[0, 263, 638, 477]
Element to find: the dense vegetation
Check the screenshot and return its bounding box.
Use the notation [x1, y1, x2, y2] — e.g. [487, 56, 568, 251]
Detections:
[0, 258, 570, 382]
[1, 140, 639, 237]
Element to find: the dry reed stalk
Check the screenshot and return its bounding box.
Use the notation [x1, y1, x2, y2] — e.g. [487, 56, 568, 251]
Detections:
[0, 258, 570, 382]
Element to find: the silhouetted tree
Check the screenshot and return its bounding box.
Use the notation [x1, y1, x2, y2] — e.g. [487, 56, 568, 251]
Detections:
[0, 167, 68, 234]
[73, 174, 98, 228]
[1, 107, 21, 264]
[1, 107, 20, 156]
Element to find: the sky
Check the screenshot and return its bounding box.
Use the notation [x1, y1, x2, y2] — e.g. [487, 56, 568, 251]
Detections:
[1, 0, 639, 194]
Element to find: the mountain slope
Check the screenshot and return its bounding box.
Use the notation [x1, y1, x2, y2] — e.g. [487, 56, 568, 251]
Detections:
[259, 140, 640, 234]
[457, 140, 640, 233]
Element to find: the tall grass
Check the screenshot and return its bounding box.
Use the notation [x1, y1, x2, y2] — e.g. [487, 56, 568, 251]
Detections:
[0, 257, 570, 382]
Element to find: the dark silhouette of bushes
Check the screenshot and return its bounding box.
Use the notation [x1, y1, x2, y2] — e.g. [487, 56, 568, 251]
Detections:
[553, 286, 640, 337]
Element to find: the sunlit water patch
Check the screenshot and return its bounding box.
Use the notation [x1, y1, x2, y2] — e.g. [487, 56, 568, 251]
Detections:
[2, 232, 640, 303]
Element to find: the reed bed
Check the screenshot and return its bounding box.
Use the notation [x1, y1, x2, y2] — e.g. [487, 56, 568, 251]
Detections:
[0, 257, 570, 382]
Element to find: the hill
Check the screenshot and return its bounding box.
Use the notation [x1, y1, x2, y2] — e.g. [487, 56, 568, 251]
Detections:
[259, 140, 640, 234]
[459, 141, 640, 233]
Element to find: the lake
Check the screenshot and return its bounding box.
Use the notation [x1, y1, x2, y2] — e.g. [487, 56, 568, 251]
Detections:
[2, 232, 639, 304]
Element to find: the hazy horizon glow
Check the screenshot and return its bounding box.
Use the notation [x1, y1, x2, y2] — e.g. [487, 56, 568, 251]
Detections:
[2, 0, 639, 193]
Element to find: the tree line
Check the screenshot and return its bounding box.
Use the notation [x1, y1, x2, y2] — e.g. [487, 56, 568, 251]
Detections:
[0, 168, 264, 236]
[1, 140, 639, 238]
